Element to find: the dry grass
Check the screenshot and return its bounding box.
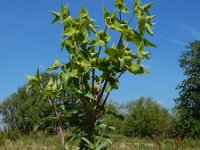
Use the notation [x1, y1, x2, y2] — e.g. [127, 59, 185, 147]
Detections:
[1, 133, 200, 150]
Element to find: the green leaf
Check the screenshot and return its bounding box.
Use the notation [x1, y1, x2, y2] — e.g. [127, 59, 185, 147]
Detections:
[46, 77, 54, 88]
[89, 23, 96, 33]
[134, 0, 142, 9]
[50, 11, 61, 24]
[26, 69, 40, 83]
[79, 6, 89, 18]
[85, 91, 94, 99]
[36, 69, 40, 79]
[105, 76, 119, 92]
[122, 55, 133, 66]
[48, 57, 60, 71]
[90, 30, 110, 47]
[142, 3, 153, 11]
[115, 0, 129, 13]
[96, 139, 112, 150]
[105, 47, 118, 62]
[79, 60, 91, 74]
[61, 70, 78, 86]
[145, 23, 153, 36]
[98, 30, 110, 43]
[138, 16, 146, 36]
[105, 83, 112, 93]
[91, 40, 105, 46]
[144, 38, 156, 47]
[122, 28, 141, 45]
[127, 62, 149, 74]
[143, 3, 153, 15]
[103, 7, 118, 28]
[61, 4, 70, 18]
[98, 123, 107, 129]
[26, 75, 38, 82]
[81, 137, 92, 148]
[61, 40, 75, 52]
[52, 82, 57, 91]
[97, 58, 109, 70]
[63, 27, 78, 37]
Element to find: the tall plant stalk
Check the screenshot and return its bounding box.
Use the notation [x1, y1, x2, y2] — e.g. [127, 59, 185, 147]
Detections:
[26, 0, 156, 149]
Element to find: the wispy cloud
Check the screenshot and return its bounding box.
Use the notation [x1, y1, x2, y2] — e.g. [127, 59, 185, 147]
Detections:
[175, 23, 200, 39]
[141, 63, 150, 70]
[156, 100, 163, 105]
[39, 64, 45, 70]
[162, 37, 185, 46]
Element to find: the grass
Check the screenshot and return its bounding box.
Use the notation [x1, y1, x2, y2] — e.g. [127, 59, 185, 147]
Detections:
[0, 132, 59, 150]
[109, 134, 200, 150]
[1, 133, 200, 150]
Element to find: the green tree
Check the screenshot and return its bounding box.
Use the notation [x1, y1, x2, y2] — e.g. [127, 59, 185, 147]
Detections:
[174, 41, 200, 138]
[0, 73, 63, 135]
[122, 97, 172, 138]
[0, 86, 52, 134]
[27, 0, 156, 148]
[103, 103, 124, 134]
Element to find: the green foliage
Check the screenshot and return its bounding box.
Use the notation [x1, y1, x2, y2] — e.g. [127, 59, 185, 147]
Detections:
[0, 132, 59, 150]
[122, 97, 172, 138]
[0, 131, 5, 146]
[174, 41, 200, 138]
[5, 128, 21, 141]
[103, 103, 124, 134]
[3, 134, 200, 150]
[27, 0, 155, 149]
[0, 73, 60, 135]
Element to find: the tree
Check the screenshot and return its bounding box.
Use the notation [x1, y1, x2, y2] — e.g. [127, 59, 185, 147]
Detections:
[27, 0, 156, 149]
[122, 97, 172, 138]
[0, 86, 53, 134]
[103, 103, 124, 134]
[174, 41, 200, 138]
[0, 73, 64, 135]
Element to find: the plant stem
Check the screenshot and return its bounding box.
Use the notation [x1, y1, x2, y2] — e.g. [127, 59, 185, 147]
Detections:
[96, 92, 110, 119]
[96, 76, 109, 106]
[48, 97, 64, 147]
[91, 26, 108, 94]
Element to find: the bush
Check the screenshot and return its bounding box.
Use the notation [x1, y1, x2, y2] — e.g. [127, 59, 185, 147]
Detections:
[0, 131, 5, 146]
[6, 129, 20, 141]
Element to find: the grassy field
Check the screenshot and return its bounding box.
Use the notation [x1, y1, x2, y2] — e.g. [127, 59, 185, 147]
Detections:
[1, 133, 200, 150]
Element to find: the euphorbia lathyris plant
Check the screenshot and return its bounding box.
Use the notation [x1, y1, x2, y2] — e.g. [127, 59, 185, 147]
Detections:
[27, 0, 156, 149]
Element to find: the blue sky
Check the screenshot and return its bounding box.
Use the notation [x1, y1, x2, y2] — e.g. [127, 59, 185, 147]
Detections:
[0, 0, 199, 109]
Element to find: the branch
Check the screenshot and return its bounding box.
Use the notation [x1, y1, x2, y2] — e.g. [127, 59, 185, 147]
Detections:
[80, 77, 86, 105]
[47, 97, 64, 146]
[83, 76, 89, 90]
[128, 9, 135, 25]
[96, 26, 108, 62]
[94, 78, 103, 102]
[92, 26, 108, 94]
[96, 76, 109, 106]
[61, 92, 65, 103]
[116, 24, 139, 79]
[119, 11, 122, 22]
[48, 97, 59, 117]
[135, 24, 139, 31]
[96, 92, 110, 119]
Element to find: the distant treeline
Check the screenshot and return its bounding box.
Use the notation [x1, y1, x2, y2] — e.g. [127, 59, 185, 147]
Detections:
[0, 40, 200, 141]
